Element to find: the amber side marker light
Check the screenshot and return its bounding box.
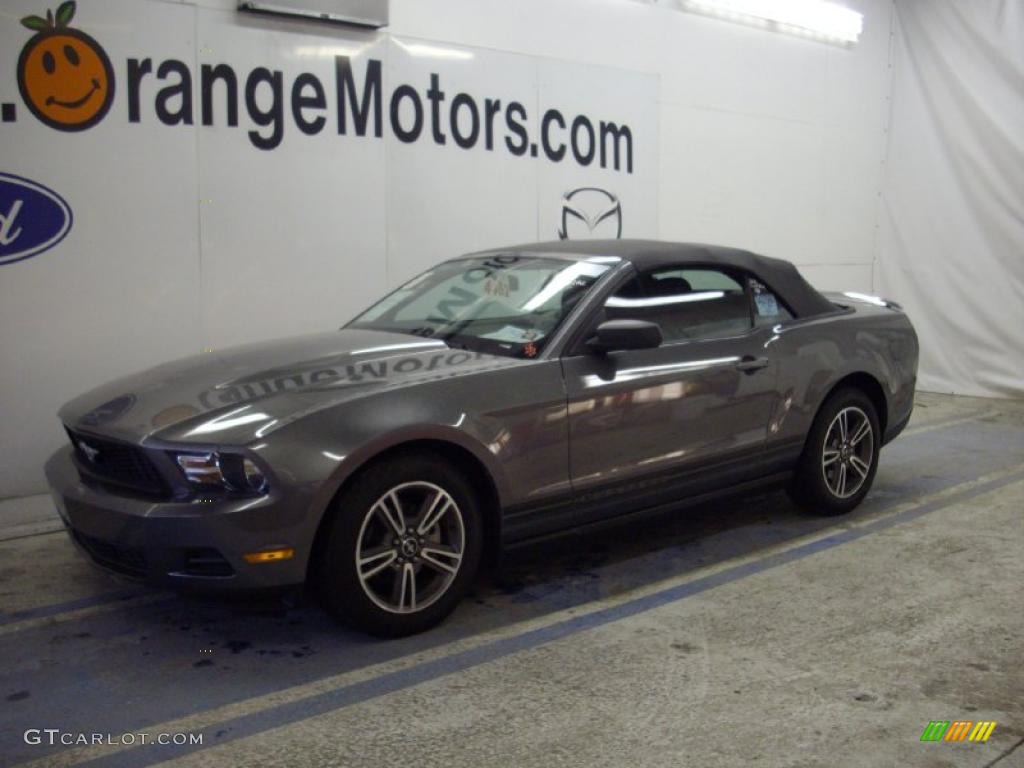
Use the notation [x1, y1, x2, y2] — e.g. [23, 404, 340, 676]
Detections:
[243, 548, 295, 564]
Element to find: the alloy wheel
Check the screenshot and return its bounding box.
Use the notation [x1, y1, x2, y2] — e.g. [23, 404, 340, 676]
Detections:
[354, 481, 465, 614]
[821, 406, 874, 499]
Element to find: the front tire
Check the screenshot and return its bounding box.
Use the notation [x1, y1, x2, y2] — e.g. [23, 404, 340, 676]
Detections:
[316, 454, 482, 637]
[788, 388, 880, 516]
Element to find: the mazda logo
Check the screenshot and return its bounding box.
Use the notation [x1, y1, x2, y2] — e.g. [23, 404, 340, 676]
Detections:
[558, 187, 622, 240]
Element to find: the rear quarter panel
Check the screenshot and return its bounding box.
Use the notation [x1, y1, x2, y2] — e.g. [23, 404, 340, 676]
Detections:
[769, 304, 918, 449]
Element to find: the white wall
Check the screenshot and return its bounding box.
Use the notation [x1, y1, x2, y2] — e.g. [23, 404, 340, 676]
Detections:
[0, 0, 895, 497]
[387, 0, 894, 290]
[877, 0, 1024, 398]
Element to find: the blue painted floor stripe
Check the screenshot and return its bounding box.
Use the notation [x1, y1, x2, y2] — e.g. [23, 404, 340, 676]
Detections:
[75, 469, 1024, 768]
[0, 589, 157, 627]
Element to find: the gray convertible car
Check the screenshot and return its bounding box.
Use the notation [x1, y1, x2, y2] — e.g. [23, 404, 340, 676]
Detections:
[46, 240, 918, 636]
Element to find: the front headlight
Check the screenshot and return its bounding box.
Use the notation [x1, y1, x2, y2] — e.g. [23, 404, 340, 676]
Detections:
[173, 451, 268, 495]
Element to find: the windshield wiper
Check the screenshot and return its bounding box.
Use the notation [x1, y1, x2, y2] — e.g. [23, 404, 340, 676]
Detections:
[388, 326, 438, 338]
[439, 333, 472, 351]
[438, 317, 477, 342]
[384, 325, 473, 351]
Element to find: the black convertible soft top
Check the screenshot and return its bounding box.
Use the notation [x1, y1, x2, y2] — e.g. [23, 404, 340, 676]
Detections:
[476, 239, 837, 318]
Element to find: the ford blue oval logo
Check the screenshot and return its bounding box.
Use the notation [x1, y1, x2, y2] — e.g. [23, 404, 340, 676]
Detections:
[0, 172, 73, 266]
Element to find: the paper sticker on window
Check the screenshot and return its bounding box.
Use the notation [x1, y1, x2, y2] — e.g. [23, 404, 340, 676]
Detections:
[481, 325, 542, 343]
[484, 274, 518, 298]
[755, 292, 780, 316]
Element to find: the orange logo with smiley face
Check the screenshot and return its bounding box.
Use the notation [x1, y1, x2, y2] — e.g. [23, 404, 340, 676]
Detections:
[17, 1, 114, 131]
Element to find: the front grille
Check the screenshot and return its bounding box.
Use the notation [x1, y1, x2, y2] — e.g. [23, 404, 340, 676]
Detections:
[73, 531, 148, 578]
[65, 428, 170, 498]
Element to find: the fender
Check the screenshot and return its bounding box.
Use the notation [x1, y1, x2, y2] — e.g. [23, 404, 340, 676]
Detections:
[306, 423, 509, 528]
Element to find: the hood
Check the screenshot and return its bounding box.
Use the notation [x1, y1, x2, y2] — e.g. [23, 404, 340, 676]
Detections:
[59, 329, 518, 445]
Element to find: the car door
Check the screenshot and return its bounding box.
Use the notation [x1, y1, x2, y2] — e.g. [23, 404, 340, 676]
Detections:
[560, 264, 782, 524]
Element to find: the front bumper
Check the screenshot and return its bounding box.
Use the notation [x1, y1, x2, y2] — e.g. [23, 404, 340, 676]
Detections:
[45, 446, 312, 591]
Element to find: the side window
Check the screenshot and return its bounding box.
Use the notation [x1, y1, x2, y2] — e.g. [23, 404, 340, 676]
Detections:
[749, 278, 794, 326]
[602, 266, 753, 342]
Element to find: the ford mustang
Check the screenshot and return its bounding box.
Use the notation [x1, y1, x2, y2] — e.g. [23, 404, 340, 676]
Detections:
[46, 240, 918, 636]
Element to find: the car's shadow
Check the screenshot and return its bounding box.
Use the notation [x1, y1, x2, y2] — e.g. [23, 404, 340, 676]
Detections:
[178, 482, 843, 644]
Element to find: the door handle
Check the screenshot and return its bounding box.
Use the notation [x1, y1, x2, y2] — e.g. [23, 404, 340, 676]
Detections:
[736, 355, 769, 373]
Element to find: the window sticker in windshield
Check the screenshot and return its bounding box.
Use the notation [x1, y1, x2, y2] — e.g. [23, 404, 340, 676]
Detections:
[430, 255, 523, 322]
[484, 274, 517, 298]
[480, 325, 543, 343]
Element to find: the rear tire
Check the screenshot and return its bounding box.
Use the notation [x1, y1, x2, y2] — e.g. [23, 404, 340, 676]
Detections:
[316, 454, 482, 637]
[788, 387, 880, 516]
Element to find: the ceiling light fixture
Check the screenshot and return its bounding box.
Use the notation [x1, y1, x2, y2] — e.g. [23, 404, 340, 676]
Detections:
[675, 0, 863, 45]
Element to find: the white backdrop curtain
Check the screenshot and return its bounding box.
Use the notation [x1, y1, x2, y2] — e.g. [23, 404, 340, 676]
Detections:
[877, 0, 1024, 398]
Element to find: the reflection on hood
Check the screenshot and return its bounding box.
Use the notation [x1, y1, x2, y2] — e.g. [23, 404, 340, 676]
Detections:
[61, 329, 520, 443]
[196, 346, 487, 410]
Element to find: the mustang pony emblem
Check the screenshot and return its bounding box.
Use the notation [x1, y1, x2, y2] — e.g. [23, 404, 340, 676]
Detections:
[77, 441, 99, 462]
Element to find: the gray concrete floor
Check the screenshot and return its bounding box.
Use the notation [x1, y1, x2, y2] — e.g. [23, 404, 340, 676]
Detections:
[1, 392, 1022, 768]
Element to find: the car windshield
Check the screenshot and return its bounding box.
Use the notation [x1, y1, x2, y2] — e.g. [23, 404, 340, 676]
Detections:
[347, 253, 615, 358]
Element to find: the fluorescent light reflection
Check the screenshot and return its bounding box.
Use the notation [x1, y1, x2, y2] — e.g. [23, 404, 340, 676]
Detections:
[294, 44, 368, 59]
[394, 40, 474, 60]
[606, 291, 724, 308]
[185, 406, 270, 436]
[584, 356, 740, 387]
[521, 263, 609, 312]
[843, 291, 888, 307]
[351, 342, 446, 355]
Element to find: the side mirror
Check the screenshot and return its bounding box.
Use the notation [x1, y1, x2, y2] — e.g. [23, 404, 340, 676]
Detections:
[586, 319, 663, 352]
